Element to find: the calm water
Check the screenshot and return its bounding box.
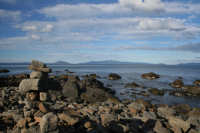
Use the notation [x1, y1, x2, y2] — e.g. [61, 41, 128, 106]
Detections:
[1, 64, 200, 107]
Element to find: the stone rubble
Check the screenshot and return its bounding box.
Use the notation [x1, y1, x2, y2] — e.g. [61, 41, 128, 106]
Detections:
[0, 60, 199, 133]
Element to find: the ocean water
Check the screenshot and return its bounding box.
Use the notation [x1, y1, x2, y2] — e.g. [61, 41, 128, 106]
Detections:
[1, 64, 200, 107]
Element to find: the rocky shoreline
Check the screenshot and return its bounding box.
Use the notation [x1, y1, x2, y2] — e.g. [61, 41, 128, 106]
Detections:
[0, 60, 200, 133]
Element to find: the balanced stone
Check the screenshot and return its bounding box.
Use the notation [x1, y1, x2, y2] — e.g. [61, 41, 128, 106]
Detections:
[29, 65, 51, 73]
[40, 92, 48, 101]
[19, 79, 46, 93]
[28, 60, 51, 73]
[31, 60, 47, 68]
[30, 71, 48, 79]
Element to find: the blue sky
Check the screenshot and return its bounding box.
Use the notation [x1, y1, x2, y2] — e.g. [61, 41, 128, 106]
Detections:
[0, 0, 200, 64]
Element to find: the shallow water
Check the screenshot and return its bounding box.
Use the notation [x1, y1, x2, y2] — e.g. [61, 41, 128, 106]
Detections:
[1, 64, 200, 107]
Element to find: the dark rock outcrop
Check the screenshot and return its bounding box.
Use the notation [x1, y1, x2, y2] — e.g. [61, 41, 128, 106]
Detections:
[125, 82, 140, 88]
[108, 73, 121, 80]
[194, 80, 200, 86]
[141, 72, 160, 80]
[148, 88, 165, 96]
[0, 69, 9, 73]
[170, 79, 184, 88]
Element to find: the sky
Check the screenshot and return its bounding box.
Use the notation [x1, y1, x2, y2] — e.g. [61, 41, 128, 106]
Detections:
[0, 0, 200, 64]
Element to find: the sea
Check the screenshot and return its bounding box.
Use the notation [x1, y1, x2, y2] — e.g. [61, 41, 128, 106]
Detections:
[0, 63, 200, 107]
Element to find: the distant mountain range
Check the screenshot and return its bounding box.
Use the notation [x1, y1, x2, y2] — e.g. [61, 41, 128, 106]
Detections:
[0, 60, 200, 67]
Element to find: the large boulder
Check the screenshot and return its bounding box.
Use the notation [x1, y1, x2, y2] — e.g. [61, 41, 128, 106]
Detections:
[170, 79, 184, 88]
[81, 87, 113, 103]
[29, 66, 51, 73]
[108, 73, 121, 80]
[62, 81, 80, 99]
[40, 112, 58, 133]
[141, 72, 160, 80]
[19, 79, 47, 93]
[80, 77, 104, 89]
[30, 71, 48, 79]
[168, 116, 190, 132]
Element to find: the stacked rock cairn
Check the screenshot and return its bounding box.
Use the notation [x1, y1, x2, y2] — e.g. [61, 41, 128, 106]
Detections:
[18, 60, 57, 133]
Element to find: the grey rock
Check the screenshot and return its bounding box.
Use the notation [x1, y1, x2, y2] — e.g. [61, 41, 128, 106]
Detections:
[40, 112, 58, 133]
[157, 106, 176, 119]
[108, 73, 121, 80]
[40, 92, 48, 102]
[29, 65, 52, 73]
[19, 79, 47, 93]
[154, 120, 170, 133]
[30, 71, 48, 79]
[62, 81, 80, 99]
[31, 60, 47, 68]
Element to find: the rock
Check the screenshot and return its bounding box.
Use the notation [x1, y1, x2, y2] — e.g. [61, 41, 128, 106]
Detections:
[154, 120, 170, 133]
[62, 81, 80, 99]
[143, 111, 157, 120]
[58, 113, 79, 126]
[39, 102, 49, 113]
[135, 99, 152, 109]
[81, 87, 113, 103]
[186, 108, 200, 127]
[40, 92, 48, 102]
[193, 80, 200, 86]
[31, 60, 46, 68]
[16, 118, 27, 128]
[89, 73, 100, 79]
[29, 65, 52, 73]
[19, 79, 47, 93]
[157, 106, 176, 119]
[141, 72, 160, 80]
[172, 104, 191, 116]
[14, 73, 29, 79]
[26, 92, 38, 101]
[125, 82, 140, 88]
[168, 116, 190, 132]
[30, 71, 48, 79]
[108, 73, 121, 80]
[84, 121, 92, 129]
[183, 85, 200, 95]
[0, 69, 9, 73]
[80, 77, 104, 89]
[67, 75, 80, 82]
[40, 112, 58, 133]
[170, 79, 184, 88]
[188, 129, 200, 133]
[28, 60, 51, 73]
[128, 102, 144, 115]
[148, 88, 164, 96]
[100, 113, 116, 126]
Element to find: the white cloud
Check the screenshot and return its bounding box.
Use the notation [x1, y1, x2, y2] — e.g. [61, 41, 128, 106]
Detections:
[119, 0, 164, 12]
[17, 22, 54, 33]
[22, 25, 37, 31]
[41, 24, 54, 32]
[0, 9, 21, 22]
[30, 34, 41, 40]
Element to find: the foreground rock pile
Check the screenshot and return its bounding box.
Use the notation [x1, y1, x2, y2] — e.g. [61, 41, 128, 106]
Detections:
[0, 60, 199, 133]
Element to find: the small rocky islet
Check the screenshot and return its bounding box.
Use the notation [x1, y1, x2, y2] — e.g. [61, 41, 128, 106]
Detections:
[0, 60, 200, 133]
